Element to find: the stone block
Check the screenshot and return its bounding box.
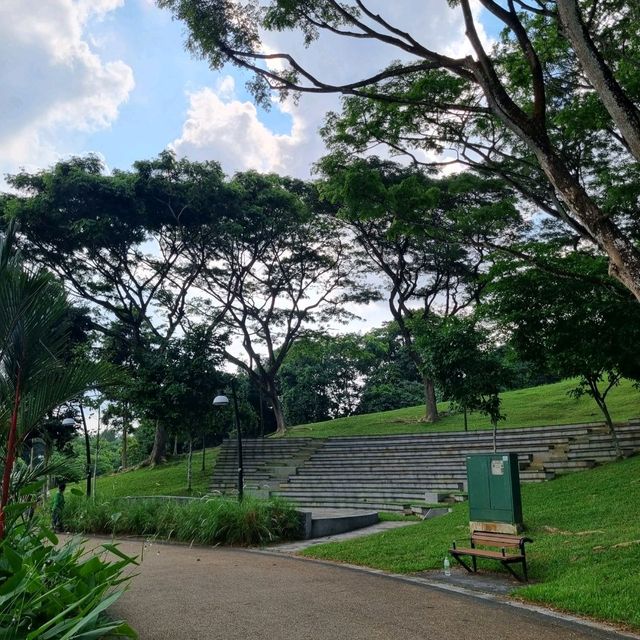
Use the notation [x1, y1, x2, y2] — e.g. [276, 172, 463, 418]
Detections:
[469, 520, 523, 535]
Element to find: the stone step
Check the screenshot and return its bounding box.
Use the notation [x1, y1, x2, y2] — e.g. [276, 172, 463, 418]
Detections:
[567, 447, 631, 459]
[306, 451, 536, 460]
[283, 479, 464, 489]
[319, 423, 605, 443]
[293, 468, 470, 478]
[542, 460, 597, 473]
[301, 460, 469, 468]
[269, 496, 432, 512]
[317, 437, 575, 452]
[274, 488, 446, 499]
[211, 421, 640, 511]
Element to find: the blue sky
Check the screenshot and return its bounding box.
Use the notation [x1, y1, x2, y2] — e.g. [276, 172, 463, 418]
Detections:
[84, 1, 292, 168]
[1, 0, 498, 183]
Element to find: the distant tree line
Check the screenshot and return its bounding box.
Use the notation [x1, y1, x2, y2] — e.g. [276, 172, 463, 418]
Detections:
[3, 143, 640, 472]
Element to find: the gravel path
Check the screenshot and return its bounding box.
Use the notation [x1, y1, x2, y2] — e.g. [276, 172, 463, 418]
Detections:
[101, 538, 635, 640]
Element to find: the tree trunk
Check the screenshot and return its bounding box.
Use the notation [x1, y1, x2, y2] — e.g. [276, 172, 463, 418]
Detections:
[599, 402, 622, 458]
[263, 378, 286, 435]
[463, 406, 468, 432]
[590, 389, 623, 459]
[144, 420, 167, 466]
[272, 401, 286, 435]
[533, 147, 640, 300]
[423, 377, 439, 423]
[556, 0, 640, 162]
[201, 429, 206, 472]
[466, 30, 640, 301]
[79, 404, 92, 497]
[93, 412, 101, 500]
[271, 394, 287, 436]
[259, 388, 265, 438]
[187, 437, 193, 492]
[0, 380, 22, 539]
[173, 434, 178, 456]
[121, 420, 128, 470]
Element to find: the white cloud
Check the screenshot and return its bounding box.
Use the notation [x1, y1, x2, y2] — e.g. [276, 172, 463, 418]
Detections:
[168, 2, 488, 179]
[170, 78, 309, 175]
[0, 0, 133, 177]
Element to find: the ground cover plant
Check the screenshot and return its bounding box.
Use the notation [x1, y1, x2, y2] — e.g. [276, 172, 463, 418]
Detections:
[300, 456, 640, 629]
[64, 495, 301, 546]
[285, 378, 640, 438]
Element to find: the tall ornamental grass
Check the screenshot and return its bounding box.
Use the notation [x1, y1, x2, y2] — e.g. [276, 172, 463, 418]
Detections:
[64, 496, 302, 546]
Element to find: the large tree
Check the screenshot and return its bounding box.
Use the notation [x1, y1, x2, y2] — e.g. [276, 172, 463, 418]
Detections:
[413, 314, 506, 447]
[319, 155, 519, 421]
[189, 172, 366, 434]
[157, 0, 640, 300]
[2, 153, 228, 464]
[278, 332, 378, 425]
[484, 248, 640, 456]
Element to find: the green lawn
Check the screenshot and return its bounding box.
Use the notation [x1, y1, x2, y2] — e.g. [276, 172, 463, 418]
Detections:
[300, 455, 640, 628]
[90, 448, 219, 499]
[285, 378, 640, 438]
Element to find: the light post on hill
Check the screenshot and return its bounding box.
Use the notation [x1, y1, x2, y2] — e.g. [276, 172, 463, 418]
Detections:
[213, 379, 244, 501]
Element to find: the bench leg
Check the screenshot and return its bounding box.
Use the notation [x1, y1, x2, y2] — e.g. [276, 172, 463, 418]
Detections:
[502, 561, 526, 583]
[472, 555, 477, 572]
[451, 554, 474, 573]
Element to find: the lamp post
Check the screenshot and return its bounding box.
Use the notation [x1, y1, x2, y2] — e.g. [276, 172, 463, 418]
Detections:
[213, 379, 244, 501]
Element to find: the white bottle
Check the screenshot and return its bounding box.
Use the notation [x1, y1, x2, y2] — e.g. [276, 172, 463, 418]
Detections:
[443, 556, 451, 576]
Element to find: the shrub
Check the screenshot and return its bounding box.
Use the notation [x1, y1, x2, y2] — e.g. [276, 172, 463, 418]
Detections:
[64, 495, 302, 546]
[0, 520, 137, 639]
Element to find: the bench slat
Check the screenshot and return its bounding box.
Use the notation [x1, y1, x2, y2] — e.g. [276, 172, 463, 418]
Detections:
[451, 547, 524, 560]
[472, 533, 526, 547]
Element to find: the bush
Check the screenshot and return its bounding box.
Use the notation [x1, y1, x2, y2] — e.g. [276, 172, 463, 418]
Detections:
[64, 495, 302, 546]
[0, 520, 137, 639]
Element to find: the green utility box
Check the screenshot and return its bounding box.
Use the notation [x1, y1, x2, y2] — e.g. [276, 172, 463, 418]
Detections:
[466, 453, 523, 529]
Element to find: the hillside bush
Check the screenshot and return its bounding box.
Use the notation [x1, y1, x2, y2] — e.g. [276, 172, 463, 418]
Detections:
[64, 495, 302, 546]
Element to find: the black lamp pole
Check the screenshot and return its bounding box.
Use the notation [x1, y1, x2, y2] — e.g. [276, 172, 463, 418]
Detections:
[231, 379, 244, 502]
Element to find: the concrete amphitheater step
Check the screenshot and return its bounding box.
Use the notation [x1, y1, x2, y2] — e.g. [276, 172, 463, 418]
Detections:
[211, 421, 640, 507]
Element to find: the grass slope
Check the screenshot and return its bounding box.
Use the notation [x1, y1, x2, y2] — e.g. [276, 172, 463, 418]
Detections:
[91, 448, 219, 499]
[300, 456, 640, 628]
[286, 378, 640, 438]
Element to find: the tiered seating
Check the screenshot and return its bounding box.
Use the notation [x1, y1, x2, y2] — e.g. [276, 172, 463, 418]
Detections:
[212, 421, 640, 511]
[210, 437, 323, 497]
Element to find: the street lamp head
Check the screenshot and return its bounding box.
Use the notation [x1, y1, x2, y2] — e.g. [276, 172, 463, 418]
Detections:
[212, 394, 230, 407]
[62, 417, 76, 427]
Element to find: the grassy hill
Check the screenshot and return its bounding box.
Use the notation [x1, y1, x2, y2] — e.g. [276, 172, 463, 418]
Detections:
[88, 448, 219, 499]
[301, 454, 640, 629]
[285, 378, 640, 438]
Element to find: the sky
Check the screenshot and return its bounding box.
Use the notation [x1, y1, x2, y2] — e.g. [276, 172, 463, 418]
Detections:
[1, 0, 498, 336]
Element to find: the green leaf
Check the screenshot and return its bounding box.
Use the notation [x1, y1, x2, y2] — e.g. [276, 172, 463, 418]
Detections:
[1, 545, 22, 573]
[100, 543, 140, 566]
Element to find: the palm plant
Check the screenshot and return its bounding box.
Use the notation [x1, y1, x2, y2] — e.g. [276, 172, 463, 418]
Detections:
[0, 221, 109, 537]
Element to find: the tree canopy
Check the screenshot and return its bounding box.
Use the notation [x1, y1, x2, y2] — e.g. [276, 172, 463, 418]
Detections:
[484, 247, 640, 454]
[157, 0, 640, 300]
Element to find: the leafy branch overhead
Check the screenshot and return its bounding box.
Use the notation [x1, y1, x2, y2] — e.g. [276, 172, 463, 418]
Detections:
[158, 0, 640, 300]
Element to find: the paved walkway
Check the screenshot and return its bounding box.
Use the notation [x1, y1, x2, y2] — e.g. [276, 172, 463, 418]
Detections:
[270, 518, 414, 553]
[100, 538, 635, 640]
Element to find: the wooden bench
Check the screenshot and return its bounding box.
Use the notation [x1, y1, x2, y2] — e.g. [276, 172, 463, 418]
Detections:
[449, 531, 533, 582]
